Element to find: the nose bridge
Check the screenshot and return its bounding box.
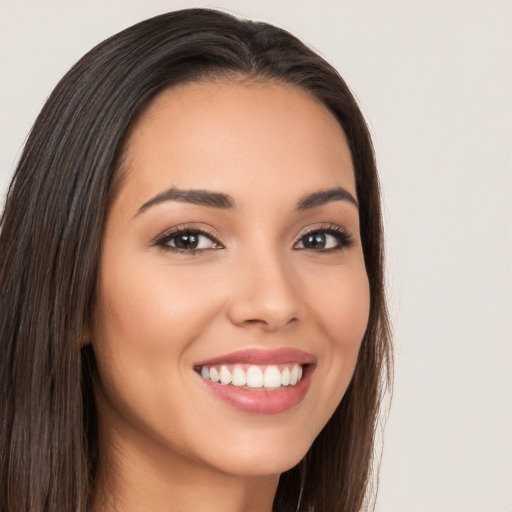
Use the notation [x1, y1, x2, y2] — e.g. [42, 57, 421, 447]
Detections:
[227, 241, 300, 330]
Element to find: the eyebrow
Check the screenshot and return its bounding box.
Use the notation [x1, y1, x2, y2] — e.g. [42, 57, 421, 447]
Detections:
[296, 187, 358, 210]
[136, 185, 358, 216]
[136, 188, 236, 215]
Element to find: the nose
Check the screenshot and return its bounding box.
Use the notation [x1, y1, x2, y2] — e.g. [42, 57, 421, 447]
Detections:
[226, 249, 300, 331]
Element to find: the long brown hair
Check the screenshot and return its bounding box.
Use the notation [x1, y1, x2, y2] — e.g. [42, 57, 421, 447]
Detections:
[0, 9, 392, 511]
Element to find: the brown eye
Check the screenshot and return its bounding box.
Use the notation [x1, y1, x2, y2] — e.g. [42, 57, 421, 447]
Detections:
[301, 232, 330, 249]
[294, 228, 354, 251]
[155, 229, 222, 252]
[172, 233, 201, 250]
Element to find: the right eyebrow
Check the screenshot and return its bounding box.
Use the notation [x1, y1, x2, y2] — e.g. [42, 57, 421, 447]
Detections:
[135, 188, 236, 217]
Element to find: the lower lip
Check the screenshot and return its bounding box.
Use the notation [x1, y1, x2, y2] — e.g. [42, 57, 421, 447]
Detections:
[198, 366, 313, 415]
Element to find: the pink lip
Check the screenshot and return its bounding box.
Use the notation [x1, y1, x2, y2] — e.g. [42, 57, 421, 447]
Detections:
[194, 348, 316, 415]
[194, 348, 316, 367]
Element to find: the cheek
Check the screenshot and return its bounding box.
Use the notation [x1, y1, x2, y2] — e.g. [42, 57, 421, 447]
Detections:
[95, 256, 221, 354]
[308, 259, 370, 347]
[90, 255, 225, 413]
[303, 260, 370, 413]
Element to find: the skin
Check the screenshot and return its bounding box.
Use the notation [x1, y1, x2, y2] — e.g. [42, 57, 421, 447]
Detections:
[89, 79, 370, 512]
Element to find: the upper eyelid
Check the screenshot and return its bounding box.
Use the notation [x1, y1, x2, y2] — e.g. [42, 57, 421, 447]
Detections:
[295, 223, 351, 238]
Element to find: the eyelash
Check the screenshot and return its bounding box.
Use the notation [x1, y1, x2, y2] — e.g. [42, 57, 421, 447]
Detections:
[153, 224, 355, 254]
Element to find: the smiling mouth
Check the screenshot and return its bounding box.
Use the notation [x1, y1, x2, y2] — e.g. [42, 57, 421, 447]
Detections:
[194, 363, 305, 390]
[193, 348, 315, 413]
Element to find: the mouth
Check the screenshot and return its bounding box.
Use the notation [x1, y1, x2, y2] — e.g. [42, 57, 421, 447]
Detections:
[193, 348, 316, 414]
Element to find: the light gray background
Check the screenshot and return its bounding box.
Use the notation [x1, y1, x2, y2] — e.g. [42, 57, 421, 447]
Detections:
[1, 1, 511, 511]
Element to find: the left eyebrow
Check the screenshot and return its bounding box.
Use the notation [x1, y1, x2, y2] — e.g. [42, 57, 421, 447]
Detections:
[295, 187, 358, 210]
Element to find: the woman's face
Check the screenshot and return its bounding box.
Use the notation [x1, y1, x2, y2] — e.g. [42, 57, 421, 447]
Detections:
[91, 80, 370, 478]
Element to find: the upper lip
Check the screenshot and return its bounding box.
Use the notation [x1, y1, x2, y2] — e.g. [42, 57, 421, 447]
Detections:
[194, 348, 316, 367]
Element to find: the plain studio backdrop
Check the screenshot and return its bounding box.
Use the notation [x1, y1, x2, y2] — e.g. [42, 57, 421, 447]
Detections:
[1, 1, 511, 511]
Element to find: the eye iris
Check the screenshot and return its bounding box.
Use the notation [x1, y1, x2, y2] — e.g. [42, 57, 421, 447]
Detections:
[174, 233, 199, 249]
[304, 232, 327, 249]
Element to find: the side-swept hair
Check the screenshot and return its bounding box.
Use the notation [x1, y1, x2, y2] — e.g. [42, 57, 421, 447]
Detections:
[0, 8, 392, 512]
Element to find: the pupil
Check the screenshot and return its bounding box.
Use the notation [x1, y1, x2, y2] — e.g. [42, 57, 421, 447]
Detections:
[305, 233, 326, 249]
[175, 233, 198, 249]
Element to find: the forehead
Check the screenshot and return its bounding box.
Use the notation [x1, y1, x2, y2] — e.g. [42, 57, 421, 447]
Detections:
[117, 79, 355, 211]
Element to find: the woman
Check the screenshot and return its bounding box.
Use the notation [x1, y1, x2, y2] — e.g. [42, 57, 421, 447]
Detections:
[0, 8, 391, 512]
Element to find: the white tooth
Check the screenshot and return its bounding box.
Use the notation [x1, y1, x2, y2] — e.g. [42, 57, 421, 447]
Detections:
[281, 367, 291, 386]
[219, 365, 232, 385]
[297, 365, 303, 381]
[290, 364, 299, 385]
[246, 366, 264, 388]
[209, 367, 220, 382]
[201, 366, 209, 379]
[231, 366, 247, 386]
[264, 365, 282, 388]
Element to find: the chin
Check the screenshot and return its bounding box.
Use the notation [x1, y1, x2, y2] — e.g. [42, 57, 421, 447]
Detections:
[203, 434, 311, 478]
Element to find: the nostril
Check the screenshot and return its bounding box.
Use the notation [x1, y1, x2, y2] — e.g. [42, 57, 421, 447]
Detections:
[241, 316, 298, 331]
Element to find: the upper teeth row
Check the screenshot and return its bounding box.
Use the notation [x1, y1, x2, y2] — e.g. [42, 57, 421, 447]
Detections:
[200, 364, 303, 388]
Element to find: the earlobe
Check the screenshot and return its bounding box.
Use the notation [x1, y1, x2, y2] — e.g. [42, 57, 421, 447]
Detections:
[82, 306, 99, 346]
[81, 325, 92, 346]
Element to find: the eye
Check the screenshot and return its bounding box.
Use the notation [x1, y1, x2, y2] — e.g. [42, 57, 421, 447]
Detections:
[154, 228, 222, 253]
[294, 227, 354, 252]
